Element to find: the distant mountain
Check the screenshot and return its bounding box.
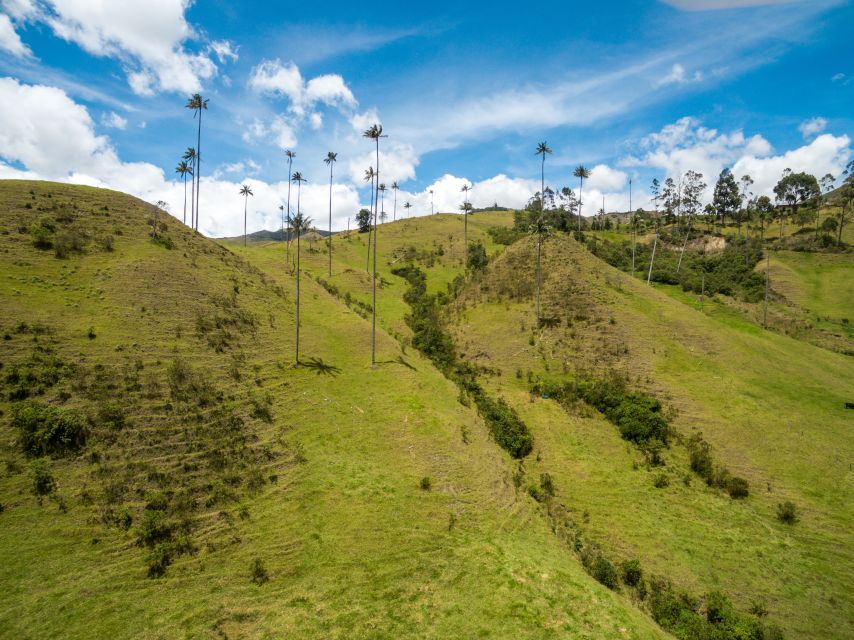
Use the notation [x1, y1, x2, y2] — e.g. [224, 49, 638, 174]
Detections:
[219, 228, 333, 242]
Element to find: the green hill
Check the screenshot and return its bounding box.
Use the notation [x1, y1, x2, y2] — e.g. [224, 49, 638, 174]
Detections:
[2, 180, 852, 639]
[233, 208, 853, 639]
[0, 181, 667, 638]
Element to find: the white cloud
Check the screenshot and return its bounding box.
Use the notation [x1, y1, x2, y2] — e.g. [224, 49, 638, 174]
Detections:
[622, 116, 851, 202]
[586, 164, 628, 192]
[657, 63, 703, 87]
[831, 72, 845, 82]
[21, 1, 217, 95]
[100, 111, 127, 130]
[0, 12, 30, 57]
[0, 0, 37, 20]
[208, 39, 238, 63]
[732, 133, 850, 197]
[798, 116, 827, 139]
[347, 142, 419, 185]
[659, 0, 799, 10]
[0, 77, 367, 236]
[249, 59, 356, 118]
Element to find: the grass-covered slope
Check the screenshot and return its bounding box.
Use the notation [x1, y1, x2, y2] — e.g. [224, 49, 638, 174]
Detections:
[255, 210, 854, 639]
[449, 234, 853, 639]
[0, 181, 666, 639]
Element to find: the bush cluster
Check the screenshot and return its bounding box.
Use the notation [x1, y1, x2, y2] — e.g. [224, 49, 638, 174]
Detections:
[393, 264, 533, 459]
[537, 374, 669, 446]
[12, 401, 88, 456]
[686, 433, 750, 500]
[648, 578, 784, 640]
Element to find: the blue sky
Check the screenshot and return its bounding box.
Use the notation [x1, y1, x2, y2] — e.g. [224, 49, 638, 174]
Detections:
[0, 0, 852, 235]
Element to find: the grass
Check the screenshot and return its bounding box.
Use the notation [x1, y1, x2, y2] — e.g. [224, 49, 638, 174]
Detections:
[0, 181, 664, 638]
[266, 208, 853, 639]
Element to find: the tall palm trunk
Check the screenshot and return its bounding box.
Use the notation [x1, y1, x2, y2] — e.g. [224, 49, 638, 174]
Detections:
[243, 194, 248, 247]
[366, 177, 374, 272]
[393, 189, 397, 221]
[535, 236, 542, 326]
[182, 173, 187, 225]
[328, 163, 334, 277]
[286, 157, 293, 270]
[190, 156, 196, 229]
[372, 139, 380, 367]
[195, 109, 202, 231]
[577, 176, 584, 233]
[296, 184, 302, 364]
[647, 232, 658, 285]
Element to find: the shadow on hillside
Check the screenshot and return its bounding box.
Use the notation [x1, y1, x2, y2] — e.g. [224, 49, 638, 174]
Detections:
[376, 356, 417, 371]
[299, 357, 342, 376]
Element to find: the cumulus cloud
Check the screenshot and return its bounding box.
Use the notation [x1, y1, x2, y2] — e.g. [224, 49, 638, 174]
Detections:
[798, 116, 827, 139]
[0, 76, 366, 236]
[249, 59, 356, 117]
[208, 39, 238, 63]
[0, 12, 30, 57]
[622, 116, 851, 201]
[100, 111, 127, 130]
[586, 164, 628, 192]
[13, 1, 219, 95]
[657, 63, 703, 87]
[347, 142, 419, 185]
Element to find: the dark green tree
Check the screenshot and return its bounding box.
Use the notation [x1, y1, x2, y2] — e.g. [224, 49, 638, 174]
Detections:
[712, 168, 740, 229]
[773, 170, 820, 238]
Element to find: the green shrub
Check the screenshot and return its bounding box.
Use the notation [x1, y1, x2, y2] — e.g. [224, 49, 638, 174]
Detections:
[539, 472, 555, 497]
[249, 557, 269, 585]
[687, 433, 714, 483]
[12, 401, 87, 456]
[419, 476, 432, 491]
[97, 401, 126, 430]
[53, 228, 86, 258]
[653, 473, 670, 488]
[527, 484, 544, 502]
[137, 509, 173, 547]
[30, 220, 54, 249]
[250, 393, 274, 423]
[466, 240, 489, 271]
[487, 226, 523, 246]
[776, 501, 798, 524]
[621, 559, 643, 587]
[30, 458, 56, 496]
[592, 556, 619, 590]
[726, 476, 749, 499]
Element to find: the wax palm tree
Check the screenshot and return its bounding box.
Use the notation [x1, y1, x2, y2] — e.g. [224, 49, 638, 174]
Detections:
[239, 184, 253, 246]
[528, 217, 551, 326]
[379, 183, 387, 223]
[291, 171, 307, 364]
[363, 124, 385, 366]
[278, 205, 285, 241]
[185, 94, 208, 231]
[183, 147, 197, 227]
[535, 142, 552, 210]
[391, 181, 399, 221]
[461, 183, 472, 262]
[175, 160, 192, 225]
[430, 189, 434, 215]
[364, 166, 376, 272]
[292, 210, 312, 365]
[573, 165, 590, 232]
[404, 201, 412, 217]
[324, 151, 337, 277]
[285, 150, 296, 268]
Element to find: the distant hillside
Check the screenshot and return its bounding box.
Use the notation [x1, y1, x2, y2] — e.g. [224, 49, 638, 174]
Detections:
[219, 228, 333, 242]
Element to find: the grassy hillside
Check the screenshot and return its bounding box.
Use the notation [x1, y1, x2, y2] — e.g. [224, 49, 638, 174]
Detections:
[0, 181, 667, 639]
[246, 208, 854, 639]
